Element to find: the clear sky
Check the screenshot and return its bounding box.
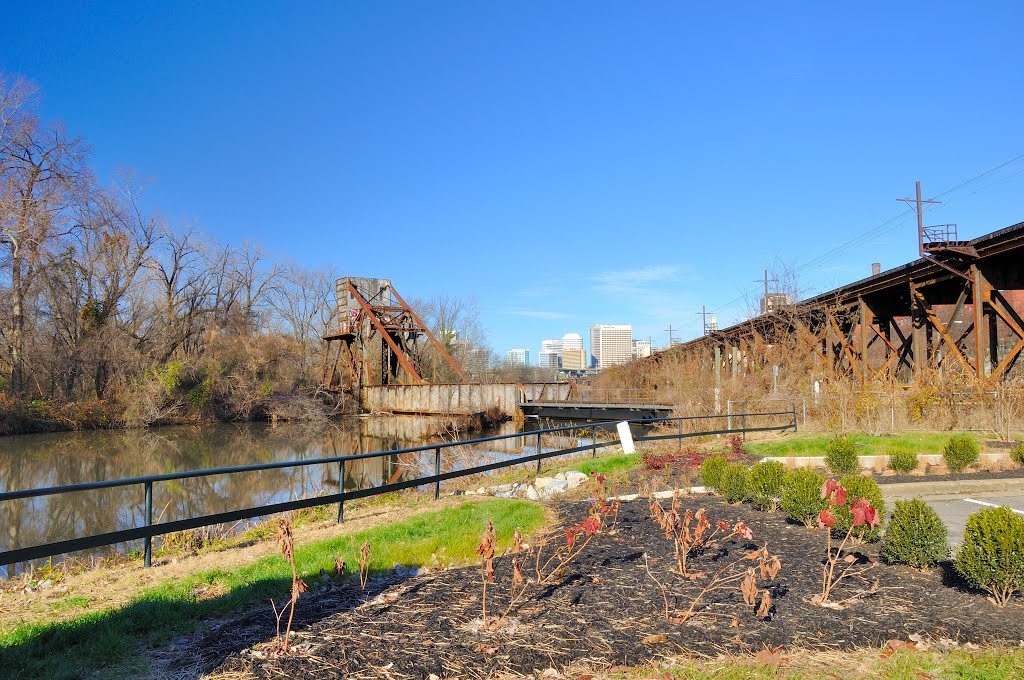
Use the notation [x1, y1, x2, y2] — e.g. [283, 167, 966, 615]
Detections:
[4, 2, 1023, 357]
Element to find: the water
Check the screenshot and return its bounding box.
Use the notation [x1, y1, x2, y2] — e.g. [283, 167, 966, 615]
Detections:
[1, 416, 565, 574]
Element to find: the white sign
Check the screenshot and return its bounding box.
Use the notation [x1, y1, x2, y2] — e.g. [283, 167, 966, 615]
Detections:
[616, 421, 636, 454]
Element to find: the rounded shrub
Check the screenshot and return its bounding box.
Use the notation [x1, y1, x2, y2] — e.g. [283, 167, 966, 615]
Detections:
[746, 461, 785, 511]
[955, 506, 1024, 606]
[881, 499, 948, 568]
[780, 468, 826, 527]
[825, 435, 858, 475]
[887, 443, 919, 474]
[700, 455, 728, 492]
[943, 434, 980, 472]
[1010, 441, 1024, 466]
[834, 474, 885, 542]
[718, 462, 749, 504]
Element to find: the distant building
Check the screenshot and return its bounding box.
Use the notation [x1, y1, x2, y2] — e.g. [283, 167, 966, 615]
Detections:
[561, 333, 583, 351]
[590, 324, 633, 368]
[539, 338, 563, 369]
[562, 347, 588, 371]
[505, 348, 530, 366]
[632, 339, 652, 359]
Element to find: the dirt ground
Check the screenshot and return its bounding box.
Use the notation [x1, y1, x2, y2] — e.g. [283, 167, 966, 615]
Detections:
[166, 496, 1024, 679]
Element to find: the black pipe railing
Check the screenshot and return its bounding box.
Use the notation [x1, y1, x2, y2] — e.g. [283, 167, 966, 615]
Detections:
[0, 409, 796, 569]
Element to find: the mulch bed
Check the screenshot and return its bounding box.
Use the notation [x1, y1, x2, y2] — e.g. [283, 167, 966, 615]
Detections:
[180, 495, 1024, 679]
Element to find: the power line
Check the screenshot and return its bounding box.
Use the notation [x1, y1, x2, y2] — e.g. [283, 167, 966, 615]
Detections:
[707, 153, 1024, 320]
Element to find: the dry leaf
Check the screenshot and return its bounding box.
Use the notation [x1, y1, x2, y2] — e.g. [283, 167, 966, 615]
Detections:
[754, 647, 784, 666]
[642, 634, 669, 645]
[730, 617, 741, 628]
[756, 590, 773, 618]
[740, 569, 758, 605]
[844, 554, 857, 564]
[474, 643, 498, 654]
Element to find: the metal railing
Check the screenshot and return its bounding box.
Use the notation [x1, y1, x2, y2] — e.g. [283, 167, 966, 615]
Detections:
[0, 409, 796, 569]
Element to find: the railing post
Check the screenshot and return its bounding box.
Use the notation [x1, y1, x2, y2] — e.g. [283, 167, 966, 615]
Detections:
[536, 432, 542, 474]
[591, 425, 597, 458]
[793, 403, 798, 433]
[741, 414, 746, 441]
[143, 481, 153, 568]
[434, 447, 442, 500]
[337, 460, 345, 524]
[677, 417, 682, 451]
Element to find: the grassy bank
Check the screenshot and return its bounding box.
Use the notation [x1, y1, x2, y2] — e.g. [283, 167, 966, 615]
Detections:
[745, 431, 985, 458]
[0, 498, 545, 679]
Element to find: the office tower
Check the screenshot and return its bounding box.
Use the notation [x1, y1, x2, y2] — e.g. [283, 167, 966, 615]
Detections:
[590, 324, 633, 368]
[505, 348, 529, 366]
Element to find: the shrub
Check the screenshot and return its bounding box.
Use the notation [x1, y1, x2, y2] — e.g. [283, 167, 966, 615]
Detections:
[1010, 441, 1024, 466]
[746, 461, 785, 511]
[700, 455, 728, 492]
[887, 443, 919, 474]
[780, 468, 826, 526]
[955, 506, 1024, 606]
[718, 463, 749, 504]
[944, 434, 980, 472]
[881, 499, 948, 568]
[825, 434, 858, 475]
[833, 475, 885, 542]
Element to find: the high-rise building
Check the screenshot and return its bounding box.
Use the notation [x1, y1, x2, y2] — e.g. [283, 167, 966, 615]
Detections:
[539, 338, 563, 369]
[561, 333, 583, 350]
[505, 348, 529, 366]
[562, 347, 588, 371]
[632, 339, 652, 359]
[590, 324, 633, 368]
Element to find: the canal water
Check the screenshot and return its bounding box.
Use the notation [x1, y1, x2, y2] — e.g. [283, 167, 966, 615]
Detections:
[0, 416, 604, 575]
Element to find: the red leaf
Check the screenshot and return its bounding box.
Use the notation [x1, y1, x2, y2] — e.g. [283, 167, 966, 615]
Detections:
[818, 509, 836, 528]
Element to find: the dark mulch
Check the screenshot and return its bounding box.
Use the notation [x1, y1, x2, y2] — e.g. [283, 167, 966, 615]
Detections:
[875, 466, 1024, 486]
[182, 497, 1024, 679]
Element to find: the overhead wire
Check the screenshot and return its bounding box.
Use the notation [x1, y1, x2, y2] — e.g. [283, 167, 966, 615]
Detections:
[704, 153, 1024, 322]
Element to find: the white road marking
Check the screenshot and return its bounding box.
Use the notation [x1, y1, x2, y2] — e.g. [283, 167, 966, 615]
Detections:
[962, 498, 1024, 515]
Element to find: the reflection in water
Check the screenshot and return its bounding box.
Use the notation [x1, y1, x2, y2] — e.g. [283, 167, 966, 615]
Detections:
[2, 417, 604, 573]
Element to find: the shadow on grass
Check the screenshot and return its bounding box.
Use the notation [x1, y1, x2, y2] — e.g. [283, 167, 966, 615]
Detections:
[0, 567, 404, 680]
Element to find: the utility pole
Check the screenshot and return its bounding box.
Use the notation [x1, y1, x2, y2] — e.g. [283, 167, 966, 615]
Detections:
[898, 181, 941, 257]
[754, 269, 779, 314]
[696, 305, 710, 335]
[665, 324, 675, 347]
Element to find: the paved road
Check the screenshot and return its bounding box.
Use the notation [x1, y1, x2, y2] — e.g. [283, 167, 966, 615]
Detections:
[922, 493, 1024, 548]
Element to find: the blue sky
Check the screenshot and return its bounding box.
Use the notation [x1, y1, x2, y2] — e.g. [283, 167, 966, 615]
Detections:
[4, 2, 1023, 357]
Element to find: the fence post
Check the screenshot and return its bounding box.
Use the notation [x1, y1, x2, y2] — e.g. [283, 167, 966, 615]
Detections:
[727, 400, 732, 430]
[677, 417, 683, 451]
[741, 413, 746, 441]
[143, 481, 153, 568]
[337, 460, 345, 524]
[434, 447, 442, 500]
[792, 403, 798, 433]
[591, 425, 597, 458]
[536, 432, 543, 474]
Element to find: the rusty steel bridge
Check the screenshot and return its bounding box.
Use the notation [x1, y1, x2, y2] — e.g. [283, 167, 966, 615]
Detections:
[662, 219, 1024, 384]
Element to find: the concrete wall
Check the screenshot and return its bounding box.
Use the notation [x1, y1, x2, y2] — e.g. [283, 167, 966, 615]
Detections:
[360, 383, 573, 417]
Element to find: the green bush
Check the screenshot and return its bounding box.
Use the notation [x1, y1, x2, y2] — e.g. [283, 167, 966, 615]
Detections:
[745, 461, 785, 511]
[834, 474, 885, 542]
[1010, 441, 1024, 466]
[887, 443, 919, 474]
[825, 435, 858, 475]
[700, 455, 728, 492]
[718, 463, 749, 504]
[780, 468, 826, 527]
[944, 434, 980, 472]
[881, 499, 948, 568]
[955, 506, 1024, 606]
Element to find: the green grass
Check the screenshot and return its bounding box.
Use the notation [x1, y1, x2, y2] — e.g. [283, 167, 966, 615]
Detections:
[608, 647, 1024, 679]
[746, 431, 983, 458]
[550, 451, 640, 477]
[0, 498, 545, 680]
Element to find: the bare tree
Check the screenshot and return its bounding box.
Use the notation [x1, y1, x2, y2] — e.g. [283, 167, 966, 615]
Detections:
[1, 74, 90, 392]
[268, 264, 335, 387]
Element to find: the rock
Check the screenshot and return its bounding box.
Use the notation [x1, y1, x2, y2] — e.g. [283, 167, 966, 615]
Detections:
[538, 479, 570, 499]
[534, 476, 557, 490]
[477, 487, 487, 495]
[554, 472, 567, 481]
[524, 485, 540, 500]
[563, 471, 588, 488]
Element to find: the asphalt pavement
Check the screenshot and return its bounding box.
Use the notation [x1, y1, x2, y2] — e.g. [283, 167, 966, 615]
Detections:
[924, 494, 1024, 548]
